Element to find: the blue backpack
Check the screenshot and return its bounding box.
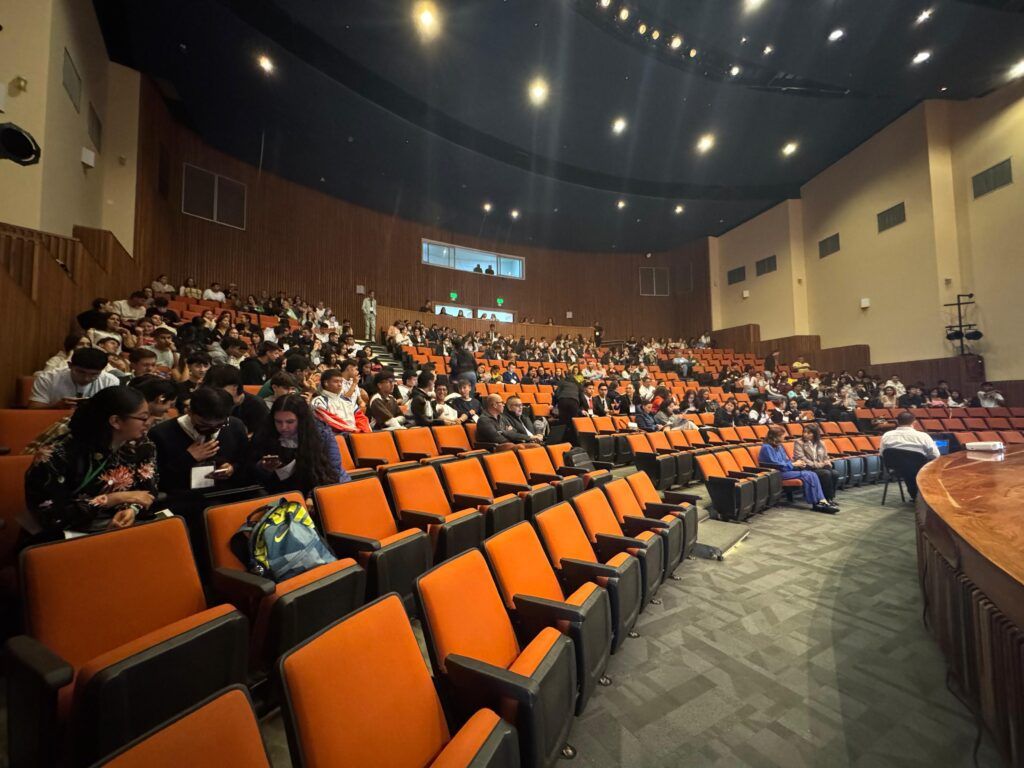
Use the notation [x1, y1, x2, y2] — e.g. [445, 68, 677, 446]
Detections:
[230, 498, 336, 582]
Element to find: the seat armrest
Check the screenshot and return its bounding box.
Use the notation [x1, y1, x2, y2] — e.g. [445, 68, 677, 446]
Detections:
[663, 490, 701, 505]
[6, 635, 74, 692]
[620, 516, 668, 536]
[556, 466, 587, 477]
[326, 531, 381, 560]
[402, 451, 430, 461]
[759, 461, 787, 471]
[592, 461, 614, 471]
[356, 456, 388, 469]
[528, 472, 564, 484]
[513, 594, 585, 624]
[400, 509, 448, 527]
[0, 446, 10, 456]
[559, 558, 616, 592]
[445, 654, 540, 708]
[645, 501, 692, 518]
[495, 481, 532, 495]
[210, 567, 275, 613]
[595, 532, 646, 555]
[5, 636, 74, 768]
[439, 445, 464, 456]
[655, 447, 676, 455]
[453, 493, 494, 508]
[727, 470, 758, 479]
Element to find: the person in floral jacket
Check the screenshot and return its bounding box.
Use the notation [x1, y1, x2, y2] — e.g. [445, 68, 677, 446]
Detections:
[25, 386, 159, 537]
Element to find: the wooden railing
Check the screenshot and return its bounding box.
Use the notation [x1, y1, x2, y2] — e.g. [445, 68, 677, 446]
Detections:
[0, 233, 39, 299]
[0, 221, 84, 281]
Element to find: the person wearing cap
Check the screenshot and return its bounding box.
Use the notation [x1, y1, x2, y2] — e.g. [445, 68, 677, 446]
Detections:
[367, 371, 406, 430]
[29, 347, 121, 409]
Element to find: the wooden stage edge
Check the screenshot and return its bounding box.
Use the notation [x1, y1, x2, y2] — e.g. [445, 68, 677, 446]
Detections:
[915, 445, 1024, 768]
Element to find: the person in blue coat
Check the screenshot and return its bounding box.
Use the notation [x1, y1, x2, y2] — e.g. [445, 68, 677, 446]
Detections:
[758, 425, 839, 514]
[247, 394, 350, 495]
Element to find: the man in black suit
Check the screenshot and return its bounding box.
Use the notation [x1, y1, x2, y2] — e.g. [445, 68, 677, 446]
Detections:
[477, 395, 540, 445]
[580, 381, 596, 416]
[592, 382, 611, 417]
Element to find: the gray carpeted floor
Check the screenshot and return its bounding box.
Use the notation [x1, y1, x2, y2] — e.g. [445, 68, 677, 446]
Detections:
[260, 480, 1001, 767]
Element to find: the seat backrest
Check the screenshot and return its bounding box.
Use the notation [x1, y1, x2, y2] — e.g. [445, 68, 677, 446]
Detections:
[834, 437, 856, 452]
[735, 425, 756, 440]
[546, 443, 572, 469]
[752, 425, 769, 439]
[695, 452, 726, 479]
[0, 455, 32, 568]
[206, 491, 306, 571]
[387, 465, 453, 517]
[820, 422, 841, 435]
[431, 424, 471, 451]
[727, 447, 755, 470]
[625, 432, 653, 455]
[416, 550, 520, 673]
[315, 478, 398, 542]
[851, 436, 874, 452]
[21, 518, 207, 670]
[624, 470, 660, 508]
[964, 418, 987, 430]
[718, 427, 739, 442]
[666, 430, 689, 449]
[942, 418, 966, 430]
[686, 430, 708, 446]
[280, 595, 451, 767]
[601, 478, 646, 522]
[715, 450, 742, 472]
[572, 488, 623, 540]
[786, 423, 803, 437]
[534, 502, 597, 567]
[821, 438, 841, 455]
[0, 409, 68, 453]
[573, 416, 597, 435]
[645, 431, 673, 452]
[839, 422, 859, 434]
[698, 413, 715, 426]
[986, 417, 1010, 429]
[334, 436, 358, 473]
[517, 445, 556, 477]
[394, 427, 440, 459]
[350, 432, 401, 465]
[481, 450, 529, 488]
[592, 416, 616, 433]
[483, 522, 563, 608]
[440, 458, 493, 500]
[103, 686, 270, 768]
[975, 430, 1001, 443]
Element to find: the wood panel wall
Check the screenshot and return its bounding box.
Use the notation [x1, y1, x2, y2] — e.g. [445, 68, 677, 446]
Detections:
[133, 79, 711, 342]
[375, 306, 592, 343]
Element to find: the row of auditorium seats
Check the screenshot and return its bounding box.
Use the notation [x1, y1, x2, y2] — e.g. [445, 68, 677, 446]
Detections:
[7, 461, 699, 767]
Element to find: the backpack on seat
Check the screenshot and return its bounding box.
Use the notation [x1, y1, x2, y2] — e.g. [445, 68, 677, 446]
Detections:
[230, 498, 336, 582]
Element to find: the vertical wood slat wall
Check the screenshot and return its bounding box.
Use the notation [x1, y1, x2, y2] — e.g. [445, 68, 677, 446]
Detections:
[133, 79, 712, 343]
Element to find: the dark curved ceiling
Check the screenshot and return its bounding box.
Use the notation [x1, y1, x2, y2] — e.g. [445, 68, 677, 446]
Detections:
[95, 0, 1024, 252]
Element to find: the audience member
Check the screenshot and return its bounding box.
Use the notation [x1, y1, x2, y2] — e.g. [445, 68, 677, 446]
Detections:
[974, 382, 1006, 408]
[112, 291, 149, 325]
[449, 377, 482, 423]
[759, 426, 838, 513]
[879, 412, 939, 500]
[29, 347, 120, 409]
[311, 368, 363, 433]
[792, 423, 840, 504]
[202, 282, 227, 302]
[40, 333, 91, 373]
[366, 371, 406, 430]
[203, 364, 270, 435]
[179, 277, 202, 300]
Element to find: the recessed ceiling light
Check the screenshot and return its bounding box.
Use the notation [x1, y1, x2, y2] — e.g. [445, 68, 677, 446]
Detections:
[696, 133, 715, 153]
[1009, 59, 1024, 79]
[618, 7, 629, 21]
[763, 44, 773, 55]
[740, 36, 748, 44]
[915, 8, 933, 24]
[510, 208, 520, 220]
[599, 0, 610, 6]
[912, 50, 931, 64]
[743, 0, 766, 13]
[674, 204, 685, 215]
[528, 76, 549, 106]
[637, 22, 647, 34]
[612, 116, 628, 134]
[670, 35, 683, 49]
[940, 85, 948, 92]
[689, 48, 697, 58]
[257, 54, 274, 73]
[412, 1, 441, 40]
[781, 141, 798, 156]
[482, 202, 492, 213]
[828, 28, 845, 42]
[616, 199, 627, 209]
[650, 29, 660, 40]
[730, 65, 741, 77]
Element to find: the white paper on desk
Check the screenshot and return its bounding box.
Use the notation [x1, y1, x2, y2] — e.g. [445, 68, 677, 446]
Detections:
[275, 460, 297, 481]
[191, 465, 216, 489]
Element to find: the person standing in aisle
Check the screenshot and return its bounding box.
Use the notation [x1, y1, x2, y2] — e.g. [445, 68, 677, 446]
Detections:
[361, 289, 377, 342]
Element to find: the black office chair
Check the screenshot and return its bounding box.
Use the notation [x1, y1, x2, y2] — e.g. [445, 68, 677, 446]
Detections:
[881, 448, 930, 505]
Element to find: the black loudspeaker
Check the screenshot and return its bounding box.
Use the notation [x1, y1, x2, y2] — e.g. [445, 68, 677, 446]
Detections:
[0, 123, 42, 166]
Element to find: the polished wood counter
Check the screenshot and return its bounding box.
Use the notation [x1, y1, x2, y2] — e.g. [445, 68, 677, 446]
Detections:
[916, 445, 1024, 767]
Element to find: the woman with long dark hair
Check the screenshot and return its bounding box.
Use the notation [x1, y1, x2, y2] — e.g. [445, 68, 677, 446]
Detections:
[792, 423, 840, 505]
[758, 425, 838, 514]
[25, 386, 158, 536]
[247, 394, 349, 494]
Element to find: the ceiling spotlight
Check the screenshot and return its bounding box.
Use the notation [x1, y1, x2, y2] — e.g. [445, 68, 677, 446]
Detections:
[945, 330, 963, 341]
[744, 0, 766, 12]
[740, 36, 748, 44]
[412, 1, 441, 40]
[616, 199, 627, 209]
[257, 54, 274, 73]
[670, 35, 683, 49]
[510, 208, 520, 220]
[781, 141, 798, 156]
[612, 116, 628, 134]
[689, 48, 697, 58]
[915, 8, 933, 24]
[1009, 59, 1024, 79]
[912, 50, 931, 64]
[674, 204, 685, 215]
[696, 133, 715, 153]
[618, 7, 629, 21]
[729, 65, 741, 77]
[763, 44, 773, 55]
[482, 202, 492, 213]
[965, 329, 984, 341]
[650, 29, 660, 40]
[637, 22, 647, 34]
[940, 85, 948, 92]
[599, 0, 610, 6]
[828, 28, 845, 42]
[527, 76, 549, 106]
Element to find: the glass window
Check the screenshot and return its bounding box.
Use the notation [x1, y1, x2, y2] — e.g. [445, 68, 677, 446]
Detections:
[421, 239, 525, 280]
[477, 309, 514, 322]
[434, 303, 472, 318]
[497, 257, 523, 279]
[423, 241, 451, 267]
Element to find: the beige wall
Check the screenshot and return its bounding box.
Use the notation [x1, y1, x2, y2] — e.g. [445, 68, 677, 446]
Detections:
[711, 81, 1024, 377]
[0, 0, 138, 250]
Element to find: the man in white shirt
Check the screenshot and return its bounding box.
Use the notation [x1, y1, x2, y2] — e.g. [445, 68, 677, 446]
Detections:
[879, 412, 939, 500]
[202, 282, 227, 302]
[29, 348, 120, 408]
[361, 290, 377, 342]
[638, 377, 656, 403]
[111, 291, 148, 324]
[975, 382, 1006, 409]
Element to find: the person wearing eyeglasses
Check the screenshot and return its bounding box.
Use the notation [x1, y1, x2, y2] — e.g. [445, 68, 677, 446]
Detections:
[24, 386, 158, 538]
